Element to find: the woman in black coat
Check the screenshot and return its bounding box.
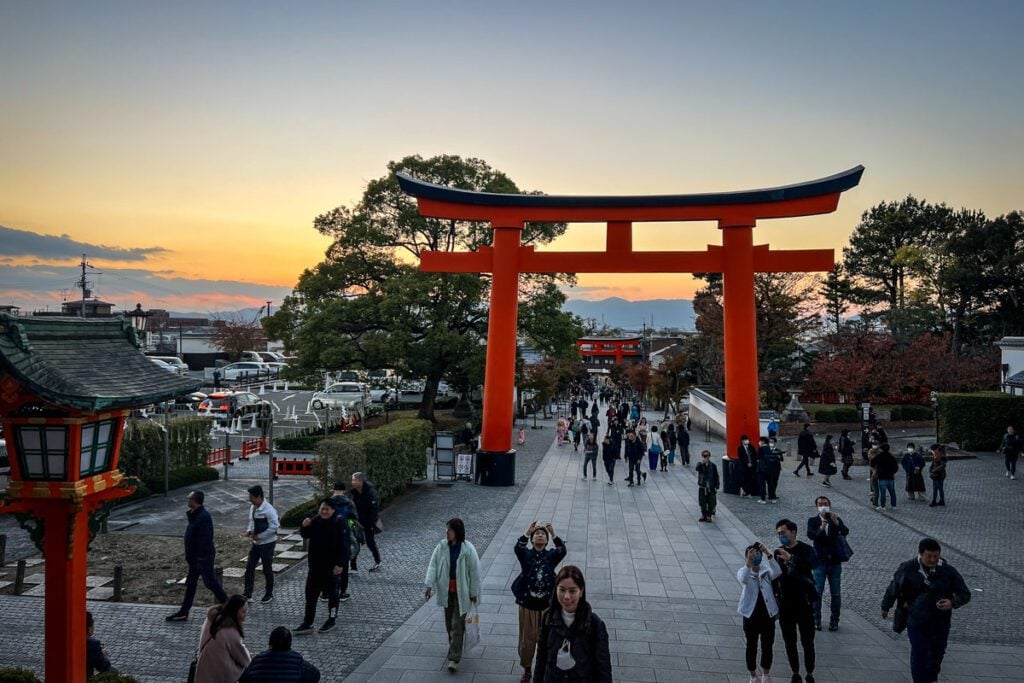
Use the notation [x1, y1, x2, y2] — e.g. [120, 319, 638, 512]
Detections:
[818, 434, 837, 487]
[533, 566, 611, 682]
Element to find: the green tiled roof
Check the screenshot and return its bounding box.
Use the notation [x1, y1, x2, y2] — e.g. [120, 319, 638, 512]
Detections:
[0, 313, 200, 411]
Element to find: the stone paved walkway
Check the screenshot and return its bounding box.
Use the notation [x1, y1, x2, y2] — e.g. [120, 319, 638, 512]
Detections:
[342, 414, 1024, 682]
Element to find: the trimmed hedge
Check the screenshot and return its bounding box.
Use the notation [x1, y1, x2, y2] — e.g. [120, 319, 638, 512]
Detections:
[281, 497, 321, 527]
[813, 407, 859, 423]
[119, 416, 211, 489]
[0, 669, 41, 683]
[314, 418, 434, 503]
[91, 674, 141, 683]
[147, 465, 220, 494]
[937, 392, 1024, 450]
[274, 420, 351, 451]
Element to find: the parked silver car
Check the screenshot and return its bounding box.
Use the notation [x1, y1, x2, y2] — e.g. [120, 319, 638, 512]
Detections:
[310, 382, 370, 412]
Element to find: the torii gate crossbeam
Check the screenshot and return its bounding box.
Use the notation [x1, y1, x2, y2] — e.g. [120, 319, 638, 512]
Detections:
[398, 166, 863, 486]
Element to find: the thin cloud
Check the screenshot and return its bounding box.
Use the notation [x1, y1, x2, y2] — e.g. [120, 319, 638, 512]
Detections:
[0, 225, 169, 261]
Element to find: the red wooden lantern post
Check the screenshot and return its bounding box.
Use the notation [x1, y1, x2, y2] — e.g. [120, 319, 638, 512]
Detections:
[0, 313, 198, 683]
[398, 167, 863, 484]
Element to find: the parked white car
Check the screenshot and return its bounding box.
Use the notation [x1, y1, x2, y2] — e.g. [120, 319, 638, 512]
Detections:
[217, 361, 274, 381]
[148, 358, 178, 374]
[311, 382, 370, 413]
[149, 355, 189, 375]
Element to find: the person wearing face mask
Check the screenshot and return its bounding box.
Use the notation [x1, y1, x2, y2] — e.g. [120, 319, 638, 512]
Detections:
[805, 496, 850, 632]
[737, 541, 782, 683]
[696, 449, 720, 522]
[624, 430, 646, 486]
[794, 424, 817, 477]
[512, 522, 567, 682]
[902, 443, 927, 501]
[533, 565, 612, 682]
[774, 521, 818, 683]
[881, 538, 971, 683]
[757, 436, 781, 504]
[737, 434, 759, 498]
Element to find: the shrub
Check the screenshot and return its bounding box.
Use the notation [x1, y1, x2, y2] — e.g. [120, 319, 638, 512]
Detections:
[812, 407, 858, 423]
[114, 478, 152, 506]
[146, 465, 220, 494]
[91, 674, 141, 683]
[937, 392, 1024, 450]
[314, 419, 434, 503]
[119, 417, 212, 485]
[275, 420, 351, 451]
[893, 405, 933, 421]
[281, 498, 320, 527]
[0, 668, 42, 683]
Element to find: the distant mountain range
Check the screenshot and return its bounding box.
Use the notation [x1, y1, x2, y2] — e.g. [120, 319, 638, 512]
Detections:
[563, 297, 695, 331]
[168, 299, 698, 332]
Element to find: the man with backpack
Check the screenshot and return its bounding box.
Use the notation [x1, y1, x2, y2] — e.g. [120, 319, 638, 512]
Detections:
[512, 521, 567, 683]
[327, 482, 362, 602]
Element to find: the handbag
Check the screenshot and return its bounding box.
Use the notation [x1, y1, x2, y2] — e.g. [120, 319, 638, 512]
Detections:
[836, 534, 854, 562]
[464, 605, 483, 655]
[892, 602, 909, 633]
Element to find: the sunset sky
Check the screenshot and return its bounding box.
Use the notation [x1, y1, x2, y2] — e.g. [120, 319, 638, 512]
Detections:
[1, 1, 1022, 313]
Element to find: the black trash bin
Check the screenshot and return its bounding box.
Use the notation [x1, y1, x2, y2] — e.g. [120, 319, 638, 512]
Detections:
[721, 456, 741, 495]
[477, 450, 516, 486]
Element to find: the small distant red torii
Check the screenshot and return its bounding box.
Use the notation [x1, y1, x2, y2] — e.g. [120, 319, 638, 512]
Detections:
[398, 166, 863, 484]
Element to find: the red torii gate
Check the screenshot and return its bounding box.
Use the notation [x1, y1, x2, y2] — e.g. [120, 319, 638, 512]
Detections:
[398, 166, 863, 484]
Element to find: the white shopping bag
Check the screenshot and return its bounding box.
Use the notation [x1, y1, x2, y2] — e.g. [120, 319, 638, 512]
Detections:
[464, 605, 483, 655]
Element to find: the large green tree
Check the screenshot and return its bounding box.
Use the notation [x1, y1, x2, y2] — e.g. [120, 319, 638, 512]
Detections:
[264, 155, 576, 420]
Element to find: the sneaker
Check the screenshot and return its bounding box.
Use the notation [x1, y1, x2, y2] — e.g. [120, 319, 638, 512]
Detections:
[582, 476, 587, 481]
[762, 673, 773, 683]
[1006, 471, 1011, 478]
[828, 619, 839, 632]
[339, 592, 351, 602]
[165, 612, 188, 622]
[318, 617, 337, 633]
[242, 593, 253, 602]
[642, 472, 647, 481]
[699, 516, 710, 523]
[749, 674, 760, 683]
[769, 498, 779, 504]
[319, 592, 328, 602]
[447, 660, 458, 672]
[627, 483, 634, 487]
[607, 481, 613, 486]
[793, 471, 801, 477]
[369, 562, 382, 572]
[261, 594, 274, 603]
[758, 499, 766, 505]
[1013, 475, 1017, 480]
[822, 481, 832, 487]
[294, 623, 314, 635]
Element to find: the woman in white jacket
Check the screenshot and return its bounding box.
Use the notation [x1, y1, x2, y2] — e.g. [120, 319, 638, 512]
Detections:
[424, 517, 481, 673]
[736, 542, 781, 683]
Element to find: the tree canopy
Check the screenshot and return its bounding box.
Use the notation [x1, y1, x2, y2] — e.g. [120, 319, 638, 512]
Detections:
[264, 155, 582, 420]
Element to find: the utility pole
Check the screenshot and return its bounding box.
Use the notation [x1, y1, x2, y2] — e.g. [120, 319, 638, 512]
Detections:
[74, 254, 100, 318]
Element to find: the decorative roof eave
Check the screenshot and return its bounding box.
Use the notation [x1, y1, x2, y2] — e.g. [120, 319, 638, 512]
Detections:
[0, 314, 200, 412]
[396, 166, 864, 210]
[1005, 371, 1024, 387]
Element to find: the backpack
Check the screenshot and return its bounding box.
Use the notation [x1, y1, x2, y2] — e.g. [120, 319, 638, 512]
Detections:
[348, 518, 366, 558]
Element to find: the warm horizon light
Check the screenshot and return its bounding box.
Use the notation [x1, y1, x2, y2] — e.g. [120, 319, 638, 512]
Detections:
[2, 2, 1022, 313]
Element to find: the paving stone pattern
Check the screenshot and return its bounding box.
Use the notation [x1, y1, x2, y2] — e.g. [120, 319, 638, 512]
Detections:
[0, 426, 554, 682]
[723, 433, 1024, 646]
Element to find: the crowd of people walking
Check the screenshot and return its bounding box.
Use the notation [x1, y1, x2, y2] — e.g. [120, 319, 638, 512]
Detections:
[128, 382, 1004, 683]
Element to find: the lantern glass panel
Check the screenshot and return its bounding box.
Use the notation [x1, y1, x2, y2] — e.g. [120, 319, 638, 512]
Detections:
[15, 425, 68, 480]
[79, 418, 116, 476]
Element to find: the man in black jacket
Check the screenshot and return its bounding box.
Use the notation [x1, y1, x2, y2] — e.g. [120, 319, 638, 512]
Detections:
[794, 424, 817, 477]
[882, 538, 971, 683]
[239, 626, 321, 682]
[874, 443, 900, 510]
[167, 490, 227, 621]
[695, 450, 719, 522]
[624, 430, 645, 486]
[513, 522, 567, 681]
[806, 496, 849, 631]
[296, 499, 350, 634]
[774, 520, 818, 683]
[350, 472, 382, 571]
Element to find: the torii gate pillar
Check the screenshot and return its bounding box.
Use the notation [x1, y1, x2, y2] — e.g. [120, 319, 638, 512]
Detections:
[721, 222, 761, 445]
[479, 224, 522, 463]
